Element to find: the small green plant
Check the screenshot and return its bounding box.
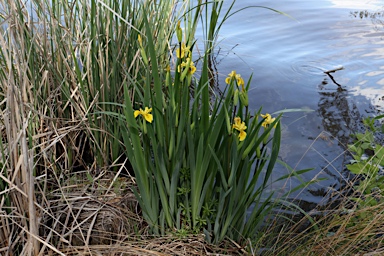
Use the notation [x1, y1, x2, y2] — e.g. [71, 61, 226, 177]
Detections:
[347, 115, 384, 194]
[346, 115, 384, 216]
[120, 8, 282, 244]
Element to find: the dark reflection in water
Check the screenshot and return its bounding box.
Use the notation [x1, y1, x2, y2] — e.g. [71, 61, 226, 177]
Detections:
[317, 79, 362, 148]
[351, 10, 384, 20]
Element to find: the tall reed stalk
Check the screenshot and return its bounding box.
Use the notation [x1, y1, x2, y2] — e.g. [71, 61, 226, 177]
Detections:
[0, 1, 43, 253]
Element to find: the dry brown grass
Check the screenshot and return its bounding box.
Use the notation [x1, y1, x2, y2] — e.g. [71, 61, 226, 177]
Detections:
[1, 164, 246, 255]
[253, 183, 384, 256]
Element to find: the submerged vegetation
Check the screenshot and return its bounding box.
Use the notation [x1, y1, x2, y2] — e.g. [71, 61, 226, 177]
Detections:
[0, 0, 383, 255]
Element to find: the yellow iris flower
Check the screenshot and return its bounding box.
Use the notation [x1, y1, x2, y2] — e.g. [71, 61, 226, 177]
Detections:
[225, 70, 237, 84]
[232, 116, 247, 141]
[187, 61, 197, 75]
[236, 74, 245, 89]
[225, 71, 245, 90]
[177, 58, 196, 75]
[134, 107, 153, 123]
[261, 113, 276, 128]
[176, 43, 190, 59]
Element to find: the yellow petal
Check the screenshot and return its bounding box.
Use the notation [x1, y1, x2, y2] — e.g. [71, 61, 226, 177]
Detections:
[189, 65, 196, 75]
[261, 113, 270, 121]
[176, 43, 190, 59]
[134, 110, 141, 118]
[232, 117, 247, 131]
[228, 70, 236, 77]
[237, 77, 244, 87]
[261, 121, 268, 128]
[190, 64, 196, 74]
[178, 60, 187, 72]
[143, 113, 153, 123]
[226, 71, 239, 84]
[144, 107, 152, 114]
[232, 117, 241, 130]
[176, 46, 184, 59]
[261, 113, 276, 128]
[239, 130, 247, 141]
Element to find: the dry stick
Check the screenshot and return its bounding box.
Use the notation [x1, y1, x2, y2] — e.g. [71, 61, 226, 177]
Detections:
[20, 19, 40, 255]
[324, 66, 344, 87]
[20, 111, 40, 256]
[84, 212, 98, 251]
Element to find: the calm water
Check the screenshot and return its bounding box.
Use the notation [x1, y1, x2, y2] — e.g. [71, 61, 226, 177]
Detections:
[215, 0, 384, 204]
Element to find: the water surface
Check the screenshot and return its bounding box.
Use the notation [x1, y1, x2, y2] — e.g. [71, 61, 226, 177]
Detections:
[215, 0, 384, 204]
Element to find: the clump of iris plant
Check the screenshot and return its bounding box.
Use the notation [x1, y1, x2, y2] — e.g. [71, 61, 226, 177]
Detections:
[121, 16, 283, 245]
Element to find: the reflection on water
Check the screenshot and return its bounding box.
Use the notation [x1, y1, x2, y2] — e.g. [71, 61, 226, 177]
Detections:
[318, 81, 361, 147]
[349, 10, 384, 112]
[350, 86, 384, 111]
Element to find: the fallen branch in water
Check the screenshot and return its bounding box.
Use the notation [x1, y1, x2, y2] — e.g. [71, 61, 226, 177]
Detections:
[324, 66, 344, 87]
